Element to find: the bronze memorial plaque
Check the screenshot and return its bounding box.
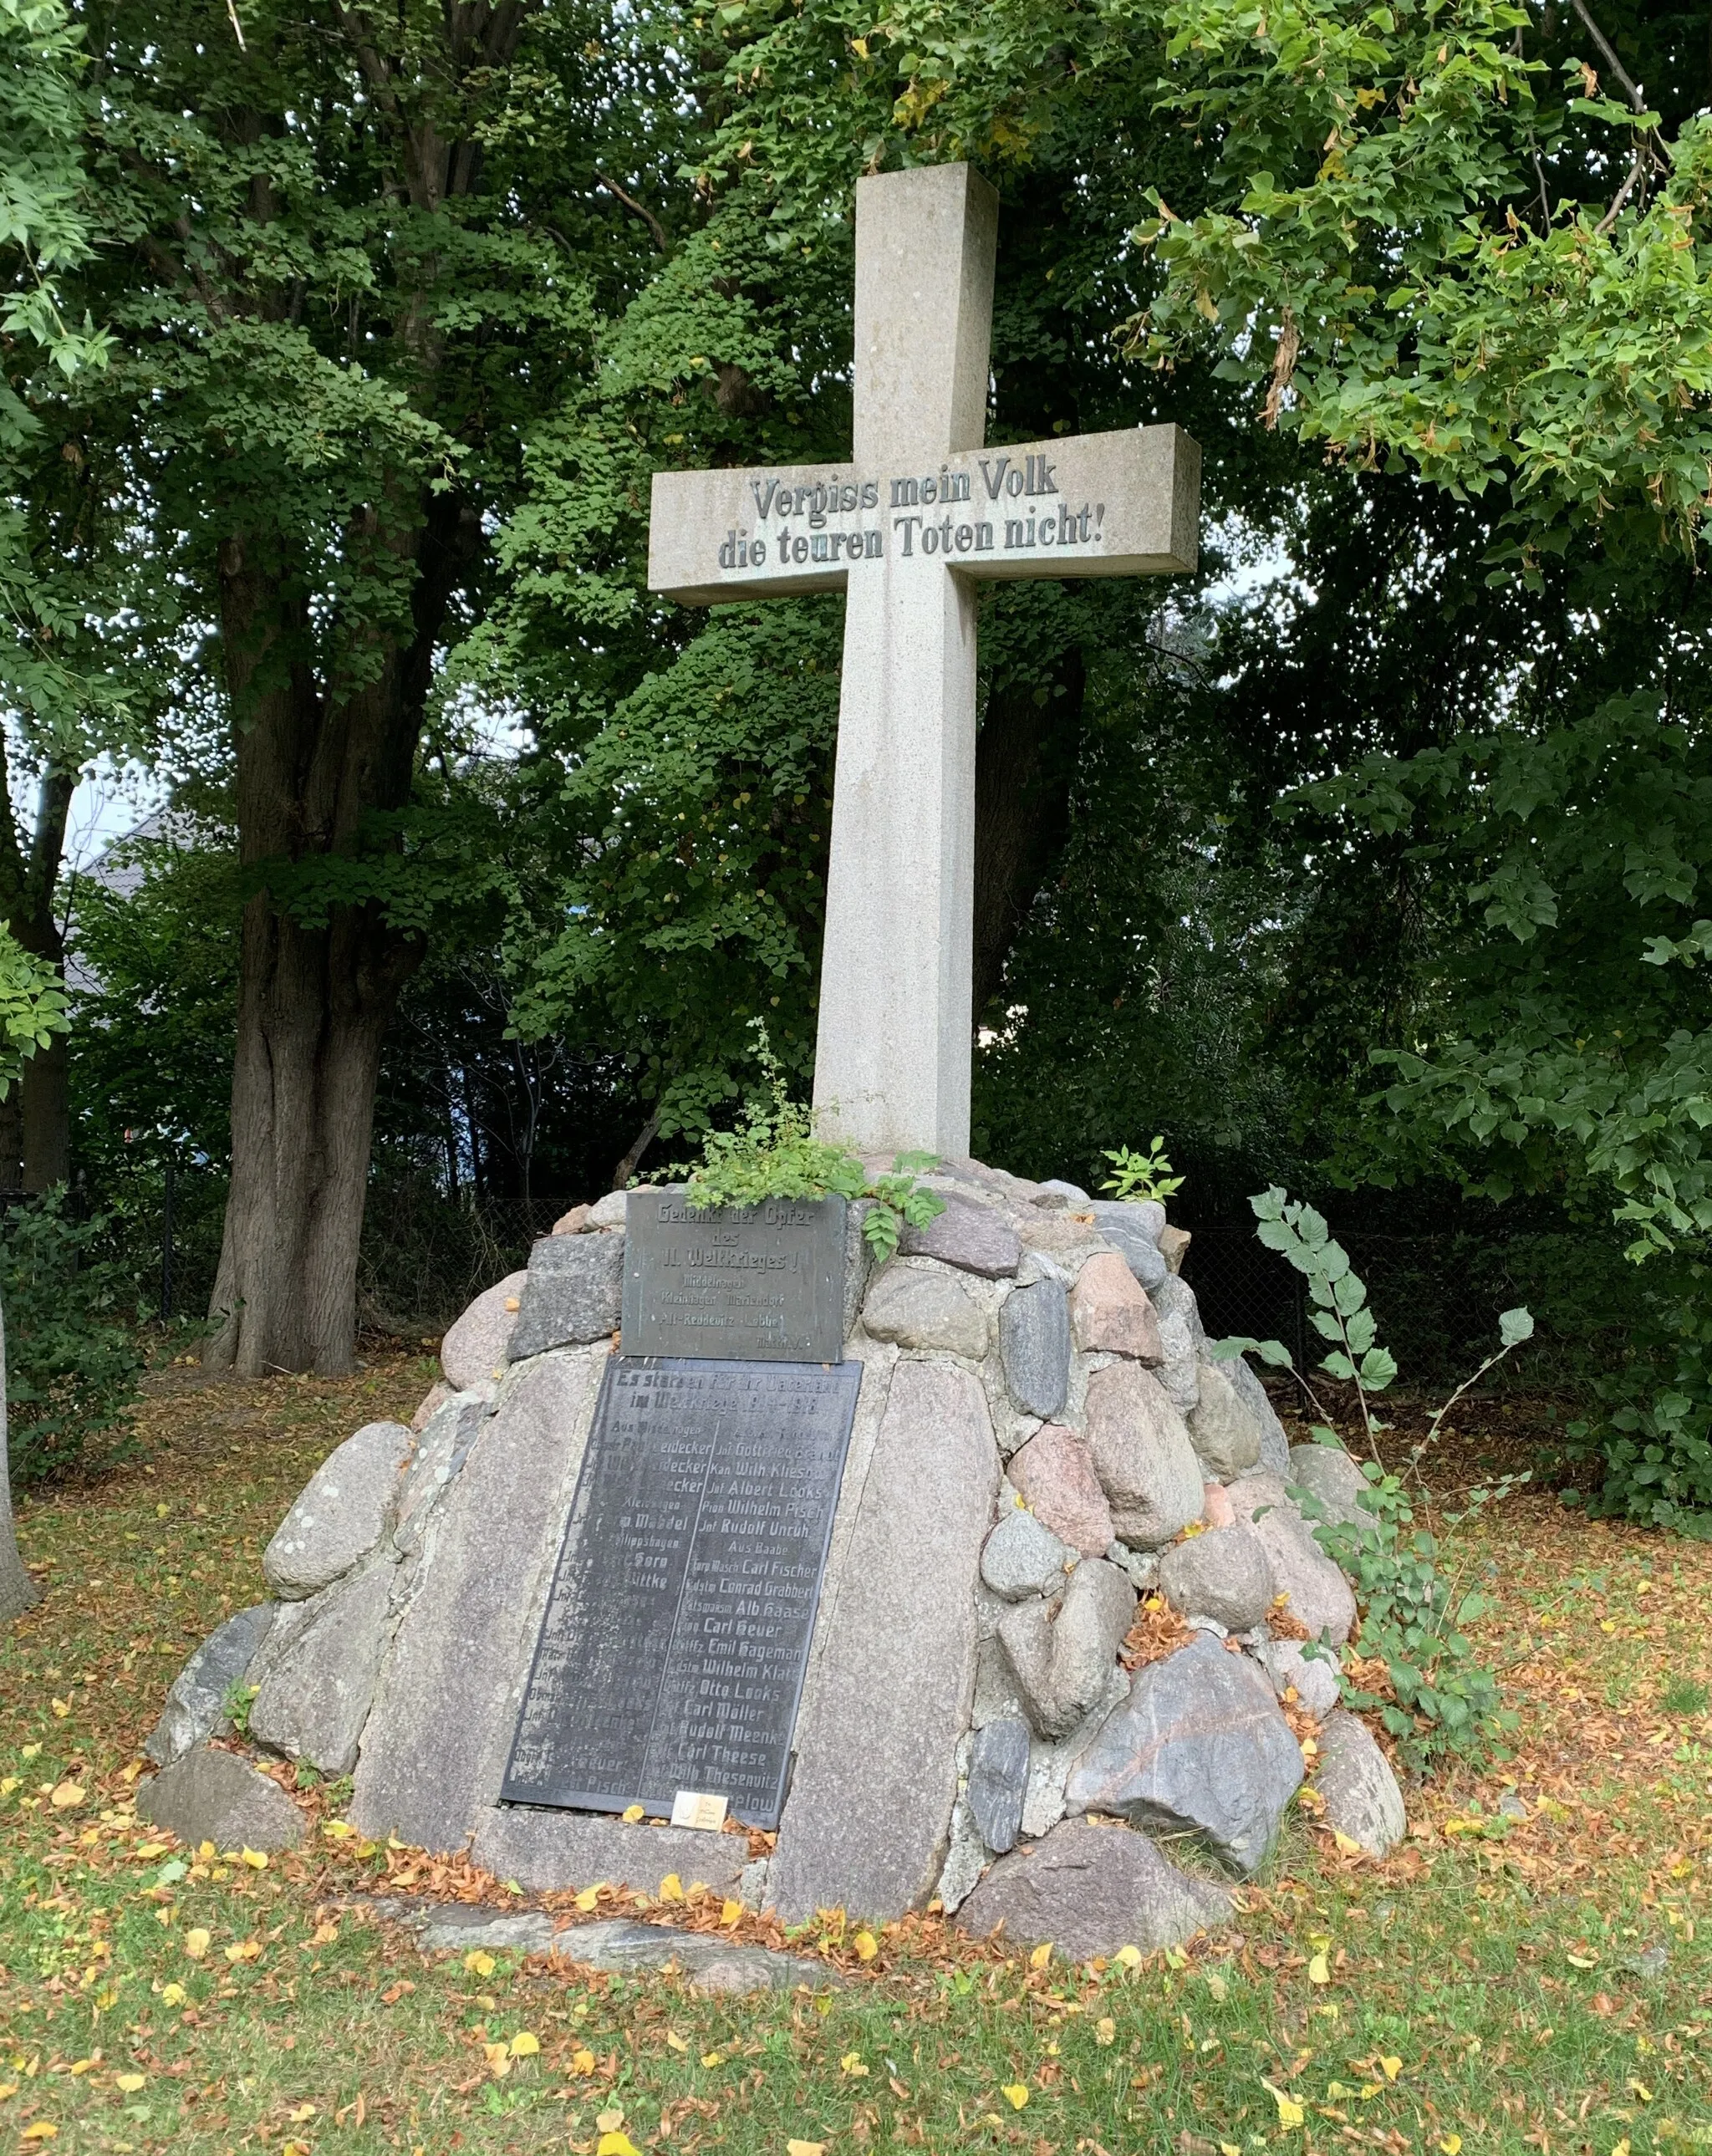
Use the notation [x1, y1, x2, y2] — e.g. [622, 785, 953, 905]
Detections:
[619, 1190, 846, 1363]
[501, 1355, 860, 1828]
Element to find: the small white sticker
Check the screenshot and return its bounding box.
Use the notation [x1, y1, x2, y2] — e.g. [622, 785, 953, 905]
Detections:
[670, 1790, 728, 1832]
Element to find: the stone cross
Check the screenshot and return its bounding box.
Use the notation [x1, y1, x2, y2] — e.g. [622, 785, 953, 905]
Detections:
[650, 164, 1200, 1158]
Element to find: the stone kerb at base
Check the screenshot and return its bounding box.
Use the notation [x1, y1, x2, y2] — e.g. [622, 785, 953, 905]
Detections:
[139, 1158, 1405, 1962]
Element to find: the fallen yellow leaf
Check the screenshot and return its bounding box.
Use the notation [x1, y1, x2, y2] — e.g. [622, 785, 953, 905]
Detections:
[1379, 2056, 1402, 2081]
[1096, 2018, 1116, 2046]
[659, 1873, 685, 1902]
[50, 1698, 70, 1719]
[1221, 2144, 1241, 2156]
[701, 2052, 724, 2069]
[574, 1886, 600, 1913]
[508, 2031, 539, 2058]
[787, 2143, 826, 2156]
[1439, 2138, 1462, 2155]
[621, 1805, 645, 1823]
[1001, 2083, 1029, 2111]
[666, 2031, 688, 2053]
[596, 2111, 625, 2133]
[1307, 1951, 1330, 1985]
[853, 1929, 878, 1961]
[597, 2137, 639, 2156]
[1629, 2080, 1653, 2104]
[224, 1940, 262, 1963]
[0, 2087, 15, 2102]
[19, 1744, 38, 1759]
[721, 1898, 743, 1927]
[311, 1921, 339, 1946]
[568, 2048, 595, 2076]
[1332, 1828, 1363, 1856]
[48, 1782, 84, 1809]
[1028, 1942, 1052, 1970]
[183, 1929, 210, 1960]
[839, 2053, 868, 2077]
[1114, 1944, 1143, 1970]
[115, 2073, 145, 2094]
[482, 2043, 512, 2080]
[160, 1983, 185, 2006]
[1567, 1951, 1598, 1970]
[1264, 2080, 1305, 2130]
[463, 1950, 496, 1977]
[240, 1848, 268, 1870]
[1613, 2141, 1632, 2156]
[20, 2123, 57, 2143]
[288, 2104, 317, 2123]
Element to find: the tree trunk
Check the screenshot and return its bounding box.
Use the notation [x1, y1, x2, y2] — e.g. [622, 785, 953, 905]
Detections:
[0, 768, 74, 1194]
[21, 1027, 69, 1194]
[0, 1298, 40, 1623]
[972, 650, 1086, 1018]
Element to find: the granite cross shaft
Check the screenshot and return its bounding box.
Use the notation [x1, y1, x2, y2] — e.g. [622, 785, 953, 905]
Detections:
[649, 162, 1200, 1160]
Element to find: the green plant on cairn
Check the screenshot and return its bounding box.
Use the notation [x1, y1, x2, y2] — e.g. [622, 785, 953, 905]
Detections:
[1099, 1137, 1185, 1204]
[1213, 1186, 1534, 1775]
[670, 1020, 946, 1262]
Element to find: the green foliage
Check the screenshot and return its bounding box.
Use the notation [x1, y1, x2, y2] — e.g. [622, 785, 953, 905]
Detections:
[1, 1191, 143, 1486]
[1099, 1138, 1184, 1204]
[1557, 1267, 1712, 1536]
[222, 1681, 258, 1741]
[0, 925, 66, 1096]
[677, 1022, 945, 1261]
[1215, 1185, 1532, 1770]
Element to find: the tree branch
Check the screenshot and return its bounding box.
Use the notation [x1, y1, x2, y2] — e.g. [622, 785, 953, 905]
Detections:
[1567, 0, 1644, 113]
[596, 171, 670, 253]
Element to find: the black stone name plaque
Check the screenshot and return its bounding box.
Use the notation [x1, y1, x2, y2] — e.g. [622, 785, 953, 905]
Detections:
[620, 1190, 845, 1363]
[501, 1353, 861, 1828]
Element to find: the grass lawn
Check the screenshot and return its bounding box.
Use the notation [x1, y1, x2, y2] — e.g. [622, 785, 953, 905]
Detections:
[2, 1357, 1709, 2155]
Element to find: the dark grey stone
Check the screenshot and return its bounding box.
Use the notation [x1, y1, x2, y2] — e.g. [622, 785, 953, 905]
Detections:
[956, 1818, 1229, 1959]
[860, 1261, 988, 1358]
[999, 1277, 1070, 1418]
[770, 1361, 999, 1922]
[510, 1233, 624, 1358]
[137, 1744, 306, 1853]
[1187, 1361, 1263, 1481]
[999, 1558, 1136, 1741]
[968, 1716, 1031, 1853]
[262, 1420, 412, 1600]
[1065, 1633, 1305, 1875]
[899, 1192, 1022, 1278]
[1090, 1204, 1169, 1292]
[1157, 1526, 1272, 1633]
[145, 1603, 276, 1767]
[1316, 1710, 1406, 1857]
[1288, 1443, 1378, 1531]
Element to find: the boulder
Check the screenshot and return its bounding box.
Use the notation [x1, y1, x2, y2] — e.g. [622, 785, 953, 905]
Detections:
[262, 1419, 412, 1601]
[999, 1277, 1070, 1419]
[956, 1818, 1229, 1960]
[551, 1919, 838, 1993]
[509, 1232, 624, 1358]
[441, 1272, 527, 1389]
[899, 1192, 1022, 1278]
[1259, 1639, 1342, 1720]
[1202, 1483, 1235, 1530]
[769, 1362, 999, 1923]
[1227, 1476, 1358, 1646]
[999, 1559, 1136, 1740]
[1009, 1425, 1115, 1557]
[1159, 1224, 1191, 1274]
[981, 1504, 1075, 1601]
[1157, 1526, 1272, 1633]
[1039, 1179, 1091, 1205]
[585, 1190, 629, 1229]
[1089, 1203, 1169, 1292]
[471, 1809, 751, 1894]
[249, 1559, 396, 1776]
[967, 1716, 1031, 1853]
[1288, 1443, 1378, 1531]
[860, 1261, 989, 1358]
[395, 1392, 487, 1541]
[1187, 1361, 1263, 1481]
[1316, 1710, 1406, 1858]
[145, 1603, 276, 1767]
[1066, 1633, 1305, 1874]
[1083, 1363, 1204, 1549]
[1225, 1353, 1292, 1477]
[937, 1798, 988, 1913]
[972, 1636, 1029, 1727]
[137, 1744, 305, 1853]
[552, 1203, 591, 1235]
[1149, 1273, 1203, 1416]
[1069, 1252, 1164, 1362]
[410, 1380, 451, 1433]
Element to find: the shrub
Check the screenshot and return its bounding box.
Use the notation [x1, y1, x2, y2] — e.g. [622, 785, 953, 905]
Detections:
[1559, 1264, 1712, 1535]
[3, 1193, 145, 1486]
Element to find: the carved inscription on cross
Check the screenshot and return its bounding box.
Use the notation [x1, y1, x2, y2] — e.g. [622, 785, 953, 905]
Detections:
[650, 163, 1200, 1159]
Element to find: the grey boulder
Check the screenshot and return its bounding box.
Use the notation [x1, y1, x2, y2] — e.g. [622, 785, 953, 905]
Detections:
[1157, 1526, 1272, 1633]
[1317, 1710, 1407, 1857]
[1149, 1273, 1204, 1416]
[999, 1277, 1070, 1418]
[511, 1232, 624, 1358]
[1066, 1633, 1305, 1874]
[1187, 1360, 1263, 1481]
[981, 1505, 1074, 1601]
[956, 1818, 1228, 1959]
[248, 1559, 395, 1775]
[1226, 1473, 1357, 1645]
[441, 1271, 527, 1389]
[860, 1260, 988, 1358]
[137, 1744, 305, 1853]
[999, 1558, 1136, 1740]
[1089, 1203, 1169, 1292]
[262, 1419, 412, 1600]
[1225, 1353, 1292, 1477]
[1083, 1362, 1204, 1549]
[968, 1716, 1031, 1854]
[1288, 1443, 1378, 1531]
[145, 1603, 276, 1767]
[554, 1919, 840, 1994]
[899, 1192, 1022, 1277]
[1259, 1638, 1342, 1720]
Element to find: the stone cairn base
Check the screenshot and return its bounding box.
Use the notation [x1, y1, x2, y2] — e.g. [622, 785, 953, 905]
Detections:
[140, 1160, 1406, 1961]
